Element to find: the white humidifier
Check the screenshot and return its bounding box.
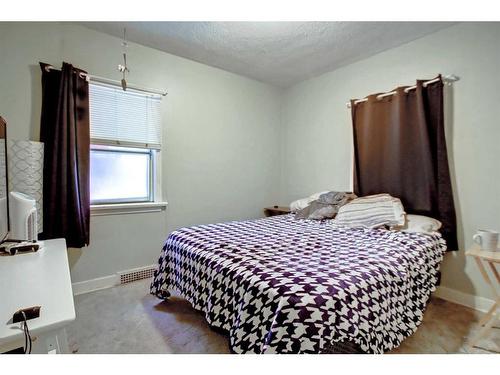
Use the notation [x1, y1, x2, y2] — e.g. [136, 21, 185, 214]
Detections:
[9, 191, 37, 241]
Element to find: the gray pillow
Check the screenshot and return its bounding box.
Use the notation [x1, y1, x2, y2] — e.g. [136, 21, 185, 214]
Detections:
[295, 191, 356, 220]
[295, 201, 334, 219]
[317, 191, 349, 205]
[308, 204, 338, 220]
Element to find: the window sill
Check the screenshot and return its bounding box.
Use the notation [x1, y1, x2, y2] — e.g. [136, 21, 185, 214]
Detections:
[90, 201, 168, 216]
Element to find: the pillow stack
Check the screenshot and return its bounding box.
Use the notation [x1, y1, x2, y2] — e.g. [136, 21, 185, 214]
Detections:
[334, 193, 406, 229]
[290, 191, 442, 234]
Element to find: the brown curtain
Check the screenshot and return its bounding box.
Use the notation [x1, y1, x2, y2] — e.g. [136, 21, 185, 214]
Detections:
[351, 75, 458, 249]
[39, 62, 90, 248]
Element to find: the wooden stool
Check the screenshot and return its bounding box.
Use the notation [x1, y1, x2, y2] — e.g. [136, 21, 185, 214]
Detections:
[466, 244, 500, 349]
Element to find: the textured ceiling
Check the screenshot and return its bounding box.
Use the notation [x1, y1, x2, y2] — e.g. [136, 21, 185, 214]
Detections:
[79, 22, 456, 87]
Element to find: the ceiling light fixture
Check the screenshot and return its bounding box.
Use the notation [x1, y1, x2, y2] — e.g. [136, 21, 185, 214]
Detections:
[117, 28, 130, 91]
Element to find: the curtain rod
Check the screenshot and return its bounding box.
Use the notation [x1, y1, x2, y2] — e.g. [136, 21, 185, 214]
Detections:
[346, 74, 460, 108]
[43, 65, 168, 97]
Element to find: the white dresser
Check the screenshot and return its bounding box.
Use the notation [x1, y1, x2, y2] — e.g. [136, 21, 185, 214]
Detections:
[0, 239, 75, 353]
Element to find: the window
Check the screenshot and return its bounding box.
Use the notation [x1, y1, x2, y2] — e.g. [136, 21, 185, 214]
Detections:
[90, 145, 155, 204]
[89, 83, 163, 206]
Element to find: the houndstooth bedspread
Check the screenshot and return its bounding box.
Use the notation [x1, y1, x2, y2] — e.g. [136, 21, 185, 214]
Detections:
[150, 214, 447, 354]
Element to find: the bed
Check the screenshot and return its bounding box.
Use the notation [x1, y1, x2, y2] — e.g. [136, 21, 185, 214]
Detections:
[150, 213, 446, 354]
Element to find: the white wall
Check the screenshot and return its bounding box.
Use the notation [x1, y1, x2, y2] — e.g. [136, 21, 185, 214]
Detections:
[1, 22, 498, 305]
[0, 22, 283, 283]
[281, 22, 500, 301]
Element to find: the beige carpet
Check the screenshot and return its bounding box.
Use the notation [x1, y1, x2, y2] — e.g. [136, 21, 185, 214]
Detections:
[66, 279, 498, 354]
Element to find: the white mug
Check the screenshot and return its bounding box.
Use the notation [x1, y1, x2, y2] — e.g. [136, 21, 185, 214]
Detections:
[473, 229, 499, 251]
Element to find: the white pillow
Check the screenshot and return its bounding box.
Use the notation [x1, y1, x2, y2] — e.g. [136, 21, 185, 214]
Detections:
[400, 214, 442, 234]
[289, 191, 329, 212]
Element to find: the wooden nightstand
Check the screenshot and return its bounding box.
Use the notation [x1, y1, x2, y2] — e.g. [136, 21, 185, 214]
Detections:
[465, 244, 500, 349]
[264, 206, 291, 217]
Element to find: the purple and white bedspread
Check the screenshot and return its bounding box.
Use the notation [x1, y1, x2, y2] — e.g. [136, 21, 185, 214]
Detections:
[150, 214, 446, 354]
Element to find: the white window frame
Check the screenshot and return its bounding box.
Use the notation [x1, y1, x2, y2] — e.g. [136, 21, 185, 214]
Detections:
[90, 144, 166, 216]
[90, 144, 155, 204]
[88, 82, 167, 216]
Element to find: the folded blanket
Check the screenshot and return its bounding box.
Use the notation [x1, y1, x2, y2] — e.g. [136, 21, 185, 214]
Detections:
[295, 191, 356, 220]
[334, 193, 406, 228]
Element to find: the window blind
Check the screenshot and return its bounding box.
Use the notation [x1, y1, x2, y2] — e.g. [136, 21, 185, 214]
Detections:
[89, 83, 162, 149]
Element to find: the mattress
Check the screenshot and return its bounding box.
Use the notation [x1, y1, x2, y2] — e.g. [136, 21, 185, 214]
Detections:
[150, 214, 446, 353]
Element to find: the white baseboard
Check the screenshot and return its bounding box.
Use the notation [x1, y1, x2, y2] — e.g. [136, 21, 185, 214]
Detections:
[72, 264, 156, 296]
[434, 286, 495, 313]
[72, 274, 120, 296]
